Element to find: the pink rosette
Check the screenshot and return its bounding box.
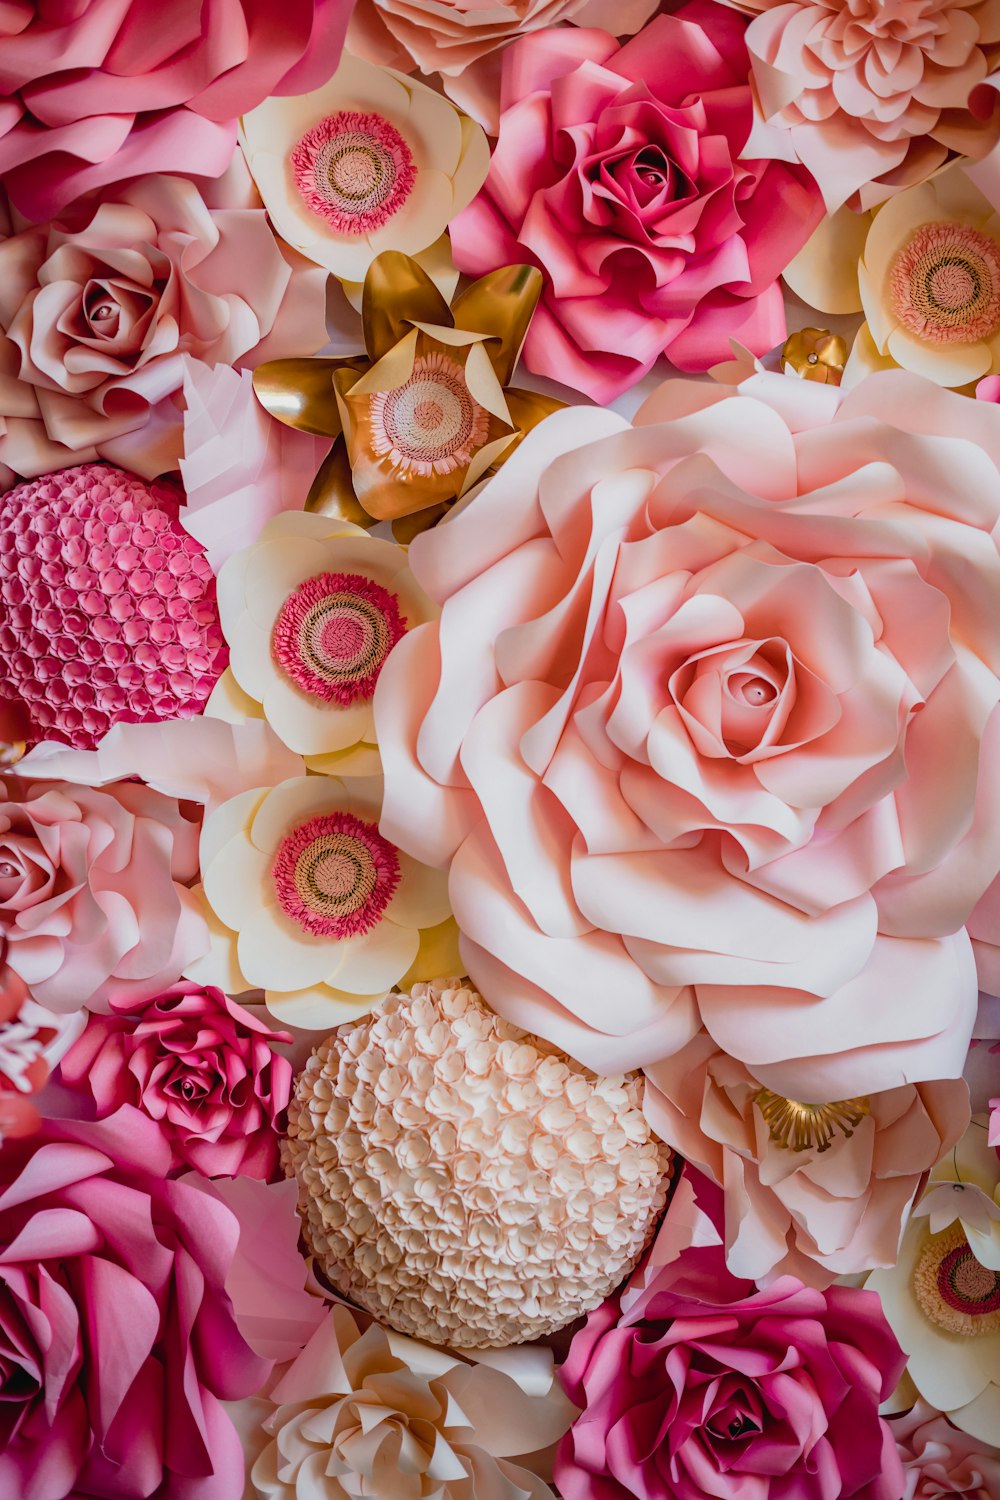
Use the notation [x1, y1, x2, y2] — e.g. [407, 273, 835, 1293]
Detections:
[0, 770, 206, 1014]
[0, 0, 354, 220]
[555, 1173, 906, 1500]
[0, 950, 82, 1139]
[450, 8, 824, 402]
[375, 371, 995, 1092]
[0, 164, 327, 480]
[891, 1400, 1000, 1498]
[60, 982, 294, 1179]
[0, 1105, 270, 1500]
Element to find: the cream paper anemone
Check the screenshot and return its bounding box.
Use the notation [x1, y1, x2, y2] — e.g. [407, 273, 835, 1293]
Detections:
[867, 1117, 1000, 1445]
[184, 774, 459, 1030]
[844, 167, 1000, 389]
[208, 511, 436, 776]
[239, 51, 489, 304]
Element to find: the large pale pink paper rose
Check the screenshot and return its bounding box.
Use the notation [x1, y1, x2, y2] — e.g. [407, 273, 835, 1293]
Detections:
[645, 1029, 970, 1285]
[735, 0, 1000, 212]
[0, 163, 327, 480]
[60, 982, 294, 1179]
[449, 9, 824, 402]
[375, 371, 995, 1092]
[0, 772, 206, 1014]
[0, 0, 354, 220]
[891, 1400, 1000, 1498]
[0, 1105, 270, 1500]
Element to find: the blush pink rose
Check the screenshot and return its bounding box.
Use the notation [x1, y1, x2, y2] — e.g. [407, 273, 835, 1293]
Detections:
[0, 772, 206, 1013]
[60, 983, 294, 1179]
[644, 1029, 970, 1285]
[555, 1173, 906, 1500]
[0, 949, 81, 1139]
[0, 163, 327, 481]
[0, 1105, 270, 1500]
[449, 7, 824, 402]
[0, 0, 354, 220]
[891, 1400, 1000, 1498]
[375, 371, 995, 1092]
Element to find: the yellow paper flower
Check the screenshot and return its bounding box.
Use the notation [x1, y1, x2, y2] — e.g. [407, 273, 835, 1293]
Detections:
[208, 511, 436, 775]
[184, 774, 458, 1030]
[239, 51, 488, 298]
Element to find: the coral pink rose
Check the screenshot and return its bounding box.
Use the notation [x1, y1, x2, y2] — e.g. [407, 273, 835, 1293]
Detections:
[644, 1029, 970, 1284]
[449, 8, 824, 402]
[0, 163, 327, 480]
[0, 1105, 269, 1500]
[0, 0, 353, 220]
[376, 371, 996, 1091]
[891, 1400, 1000, 1498]
[555, 1173, 906, 1500]
[738, 0, 1000, 212]
[61, 982, 293, 1179]
[0, 772, 206, 1013]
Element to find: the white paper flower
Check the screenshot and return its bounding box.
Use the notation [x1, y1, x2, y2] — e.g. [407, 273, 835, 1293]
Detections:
[209, 512, 436, 775]
[239, 51, 489, 295]
[185, 774, 458, 1030]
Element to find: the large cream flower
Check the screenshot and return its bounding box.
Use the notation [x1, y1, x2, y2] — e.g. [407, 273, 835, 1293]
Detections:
[209, 512, 436, 775]
[252, 1302, 574, 1500]
[186, 774, 457, 1029]
[846, 167, 1000, 388]
[239, 51, 488, 298]
[868, 1118, 1000, 1445]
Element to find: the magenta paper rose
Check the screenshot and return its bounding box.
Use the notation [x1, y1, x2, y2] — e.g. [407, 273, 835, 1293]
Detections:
[891, 1400, 1000, 1499]
[555, 1176, 906, 1500]
[376, 371, 996, 1091]
[449, 7, 824, 402]
[0, 0, 353, 220]
[61, 983, 294, 1179]
[0, 1106, 269, 1500]
[0, 773, 206, 1013]
[0, 163, 327, 481]
[738, 0, 1000, 212]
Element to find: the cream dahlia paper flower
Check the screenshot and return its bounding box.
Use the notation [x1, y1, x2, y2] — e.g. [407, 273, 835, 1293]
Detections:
[209, 512, 436, 775]
[867, 1117, 1000, 1445]
[844, 167, 1000, 388]
[251, 1302, 575, 1500]
[239, 51, 488, 299]
[185, 774, 458, 1029]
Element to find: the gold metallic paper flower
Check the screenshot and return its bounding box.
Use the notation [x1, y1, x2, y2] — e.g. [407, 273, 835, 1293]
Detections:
[781, 327, 848, 384]
[253, 252, 561, 538]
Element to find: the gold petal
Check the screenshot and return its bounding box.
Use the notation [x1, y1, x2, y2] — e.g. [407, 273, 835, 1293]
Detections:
[363, 251, 453, 362]
[451, 264, 543, 384]
[392, 503, 451, 543]
[305, 438, 374, 528]
[505, 386, 565, 440]
[252, 358, 359, 437]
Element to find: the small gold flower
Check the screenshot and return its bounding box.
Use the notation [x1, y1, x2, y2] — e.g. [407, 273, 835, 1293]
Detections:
[782, 327, 848, 385]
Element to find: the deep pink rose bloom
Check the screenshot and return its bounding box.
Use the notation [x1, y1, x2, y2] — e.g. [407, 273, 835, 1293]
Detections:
[556, 1182, 906, 1500]
[0, 1105, 270, 1500]
[0, 0, 354, 219]
[61, 983, 294, 1179]
[450, 5, 824, 402]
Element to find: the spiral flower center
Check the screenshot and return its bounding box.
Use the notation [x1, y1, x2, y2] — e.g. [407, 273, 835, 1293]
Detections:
[369, 352, 490, 478]
[889, 222, 1000, 345]
[272, 570, 407, 708]
[914, 1224, 1000, 1336]
[272, 811, 401, 939]
[290, 110, 416, 236]
[728, 673, 778, 707]
[754, 1090, 871, 1152]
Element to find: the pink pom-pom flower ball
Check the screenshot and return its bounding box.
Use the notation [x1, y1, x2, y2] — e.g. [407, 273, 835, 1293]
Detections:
[0, 463, 227, 749]
[283, 979, 673, 1349]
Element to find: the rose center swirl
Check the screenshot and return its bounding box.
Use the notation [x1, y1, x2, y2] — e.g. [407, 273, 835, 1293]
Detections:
[272, 811, 401, 940]
[889, 222, 1000, 345]
[914, 1223, 1000, 1336]
[290, 109, 416, 237]
[369, 352, 490, 477]
[271, 570, 407, 707]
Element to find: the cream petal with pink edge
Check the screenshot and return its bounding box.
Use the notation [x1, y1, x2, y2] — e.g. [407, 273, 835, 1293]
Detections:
[265, 984, 386, 1030]
[206, 669, 266, 728]
[199, 787, 269, 871]
[183, 887, 253, 994]
[397, 81, 463, 177]
[385, 852, 452, 929]
[249, 776, 343, 854]
[364, 169, 456, 258]
[229, 613, 276, 702]
[241, 56, 413, 150]
[238, 153, 382, 284]
[202, 832, 272, 933]
[238, 902, 342, 992]
[326, 918, 420, 994]
[261, 673, 375, 757]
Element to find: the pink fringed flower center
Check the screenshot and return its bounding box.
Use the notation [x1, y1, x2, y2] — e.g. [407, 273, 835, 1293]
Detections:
[271, 570, 407, 707]
[369, 353, 490, 477]
[290, 110, 416, 236]
[914, 1224, 1000, 1336]
[272, 812, 400, 939]
[889, 222, 1000, 345]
